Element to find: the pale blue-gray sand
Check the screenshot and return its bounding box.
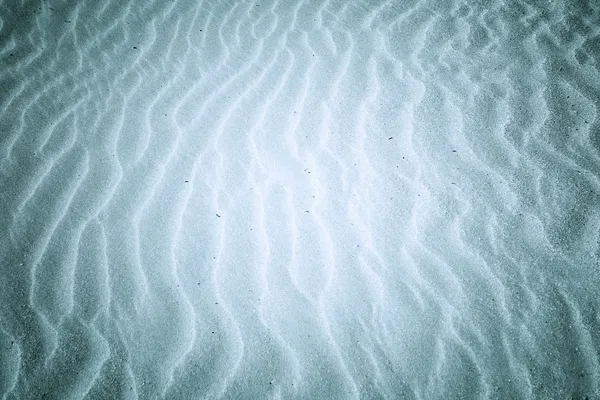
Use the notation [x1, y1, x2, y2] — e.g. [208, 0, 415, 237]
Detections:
[0, 0, 599, 399]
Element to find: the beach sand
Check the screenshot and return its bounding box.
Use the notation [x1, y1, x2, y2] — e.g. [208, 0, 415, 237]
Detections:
[1, 0, 599, 398]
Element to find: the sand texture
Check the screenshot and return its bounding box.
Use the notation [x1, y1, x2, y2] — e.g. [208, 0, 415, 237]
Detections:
[1, 0, 599, 398]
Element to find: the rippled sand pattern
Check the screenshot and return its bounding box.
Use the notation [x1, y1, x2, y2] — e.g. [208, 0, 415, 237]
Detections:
[1, 0, 599, 398]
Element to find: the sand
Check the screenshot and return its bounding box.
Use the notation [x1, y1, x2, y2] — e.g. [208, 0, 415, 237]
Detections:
[0, 0, 599, 398]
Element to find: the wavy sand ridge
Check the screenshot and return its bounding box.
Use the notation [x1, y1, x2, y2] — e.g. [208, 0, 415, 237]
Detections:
[1, 0, 599, 398]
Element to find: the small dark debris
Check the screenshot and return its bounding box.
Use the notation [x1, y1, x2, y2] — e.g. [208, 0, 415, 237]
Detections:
[185, 180, 189, 183]
[452, 150, 457, 152]
[304, 210, 309, 213]
[388, 137, 393, 140]
[133, 46, 137, 49]
[65, 20, 71, 22]
[216, 213, 221, 217]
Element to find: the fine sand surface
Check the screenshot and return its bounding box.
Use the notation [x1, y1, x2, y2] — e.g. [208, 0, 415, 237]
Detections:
[1, 0, 599, 398]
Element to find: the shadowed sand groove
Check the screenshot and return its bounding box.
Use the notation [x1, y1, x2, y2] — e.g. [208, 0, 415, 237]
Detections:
[1, 0, 600, 398]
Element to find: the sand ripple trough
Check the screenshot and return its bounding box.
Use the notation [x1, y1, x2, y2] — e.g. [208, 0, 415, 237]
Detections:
[1, 0, 599, 398]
